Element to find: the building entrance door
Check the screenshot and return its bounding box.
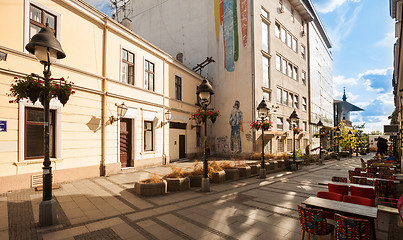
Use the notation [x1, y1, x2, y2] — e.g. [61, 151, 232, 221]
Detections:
[179, 135, 186, 159]
[120, 118, 132, 168]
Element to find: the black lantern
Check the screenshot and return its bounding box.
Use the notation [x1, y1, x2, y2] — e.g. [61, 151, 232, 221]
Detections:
[257, 100, 269, 178]
[196, 79, 215, 107]
[26, 26, 66, 227]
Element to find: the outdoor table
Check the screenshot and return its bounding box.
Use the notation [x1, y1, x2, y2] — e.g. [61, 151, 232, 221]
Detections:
[302, 196, 377, 239]
[318, 180, 375, 189]
[352, 176, 400, 184]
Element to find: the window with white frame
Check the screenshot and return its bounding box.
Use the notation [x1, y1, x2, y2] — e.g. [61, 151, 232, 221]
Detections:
[261, 8, 269, 19]
[263, 92, 271, 102]
[277, 139, 284, 152]
[289, 92, 294, 107]
[302, 71, 306, 85]
[281, 27, 286, 43]
[293, 66, 298, 81]
[175, 75, 182, 100]
[303, 121, 307, 131]
[281, 58, 287, 74]
[287, 33, 292, 48]
[302, 97, 307, 111]
[144, 60, 155, 91]
[287, 63, 292, 78]
[287, 139, 292, 152]
[275, 22, 280, 38]
[301, 45, 306, 59]
[121, 49, 135, 85]
[294, 95, 299, 109]
[25, 107, 56, 159]
[277, 117, 283, 130]
[276, 55, 281, 71]
[286, 119, 291, 130]
[292, 38, 297, 52]
[30, 4, 56, 39]
[144, 121, 154, 151]
[262, 21, 269, 53]
[277, 88, 282, 104]
[283, 89, 288, 105]
[262, 56, 270, 88]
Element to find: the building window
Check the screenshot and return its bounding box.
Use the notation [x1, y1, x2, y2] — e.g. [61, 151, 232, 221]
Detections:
[277, 88, 282, 104]
[287, 33, 292, 48]
[294, 95, 299, 109]
[25, 107, 55, 159]
[303, 139, 308, 149]
[144, 121, 154, 151]
[121, 49, 135, 85]
[261, 8, 269, 19]
[302, 71, 306, 85]
[144, 60, 155, 91]
[277, 117, 283, 130]
[276, 55, 281, 71]
[303, 121, 307, 131]
[263, 92, 271, 102]
[287, 63, 292, 78]
[291, 8, 295, 22]
[301, 45, 306, 59]
[287, 139, 292, 152]
[283, 90, 288, 105]
[275, 22, 280, 38]
[281, 58, 287, 74]
[277, 139, 284, 152]
[286, 119, 291, 130]
[302, 97, 307, 111]
[262, 21, 269, 53]
[264, 139, 272, 154]
[289, 92, 293, 107]
[292, 38, 297, 52]
[262, 56, 270, 88]
[30, 4, 56, 39]
[293, 66, 298, 81]
[175, 75, 182, 100]
[281, 28, 286, 43]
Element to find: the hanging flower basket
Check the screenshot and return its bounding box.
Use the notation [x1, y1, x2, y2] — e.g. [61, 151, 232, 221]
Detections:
[189, 108, 220, 124]
[292, 127, 303, 134]
[250, 120, 272, 131]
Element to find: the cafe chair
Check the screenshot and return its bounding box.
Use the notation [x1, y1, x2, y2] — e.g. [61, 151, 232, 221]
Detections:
[351, 177, 366, 185]
[328, 183, 349, 196]
[334, 213, 370, 240]
[375, 179, 394, 199]
[378, 174, 396, 180]
[332, 176, 347, 183]
[317, 191, 343, 220]
[343, 195, 374, 207]
[348, 170, 360, 182]
[350, 185, 375, 200]
[298, 205, 334, 240]
[354, 167, 365, 172]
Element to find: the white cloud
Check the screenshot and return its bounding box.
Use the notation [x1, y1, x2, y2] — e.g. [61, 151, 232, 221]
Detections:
[374, 32, 396, 47]
[84, 0, 110, 8]
[333, 75, 358, 87]
[313, 0, 361, 14]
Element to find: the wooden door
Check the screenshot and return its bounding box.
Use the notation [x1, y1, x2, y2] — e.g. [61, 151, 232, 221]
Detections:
[179, 135, 186, 159]
[120, 118, 132, 168]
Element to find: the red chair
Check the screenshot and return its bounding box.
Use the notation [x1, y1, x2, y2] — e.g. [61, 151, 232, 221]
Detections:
[331, 176, 347, 183]
[298, 205, 334, 240]
[343, 195, 374, 207]
[375, 179, 394, 198]
[317, 191, 343, 201]
[335, 214, 370, 240]
[328, 183, 348, 196]
[351, 185, 375, 199]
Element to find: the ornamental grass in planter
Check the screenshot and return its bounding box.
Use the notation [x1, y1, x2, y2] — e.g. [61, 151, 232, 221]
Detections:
[189, 161, 204, 187]
[219, 161, 239, 181]
[209, 161, 225, 183]
[163, 167, 191, 192]
[134, 174, 167, 196]
[248, 162, 260, 175]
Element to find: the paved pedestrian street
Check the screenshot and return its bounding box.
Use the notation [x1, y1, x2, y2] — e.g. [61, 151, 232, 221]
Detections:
[1, 156, 402, 240]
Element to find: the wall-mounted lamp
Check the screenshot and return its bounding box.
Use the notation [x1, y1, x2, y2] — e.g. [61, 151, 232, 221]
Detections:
[0, 51, 7, 61]
[110, 102, 128, 124]
[160, 110, 172, 127]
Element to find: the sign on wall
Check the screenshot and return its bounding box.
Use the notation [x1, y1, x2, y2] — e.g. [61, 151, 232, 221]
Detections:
[0, 121, 7, 132]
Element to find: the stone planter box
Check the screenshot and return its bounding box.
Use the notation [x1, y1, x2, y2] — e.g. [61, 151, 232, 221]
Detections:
[249, 164, 260, 174]
[211, 170, 226, 184]
[190, 175, 203, 187]
[271, 161, 278, 170]
[134, 180, 167, 196]
[237, 166, 251, 178]
[277, 160, 285, 169]
[265, 161, 274, 171]
[165, 177, 190, 192]
[224, 168, 239, 181]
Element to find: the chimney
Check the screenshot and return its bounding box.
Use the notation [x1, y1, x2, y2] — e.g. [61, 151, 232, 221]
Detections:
[120, 17, 132, 30]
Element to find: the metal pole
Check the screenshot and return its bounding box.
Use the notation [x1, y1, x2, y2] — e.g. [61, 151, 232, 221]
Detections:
[203, 105, 208, 180]
[43, 66, 52, 201]
[260, 117, 266, 178]
[319, 133, 322, 164]
[293, 132, 296, 167]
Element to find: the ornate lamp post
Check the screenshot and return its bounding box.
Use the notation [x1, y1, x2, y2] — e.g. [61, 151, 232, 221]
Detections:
[290, 110, 299, 171]
[317, 120, 323, 165]
[355, 133, 360, 156]
[348, 130, 353, 158]
[257, 100, 269, 178]
[196, 79, 214, 192]
[335, 126, 341, 160]
[25, 26, 66, 226]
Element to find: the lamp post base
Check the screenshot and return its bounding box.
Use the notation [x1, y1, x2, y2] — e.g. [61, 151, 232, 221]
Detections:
[39, 199, 57, 227]
[291, 163, 297, 171]
[259, 168, 266, 179]
[201, 178, 210, 192]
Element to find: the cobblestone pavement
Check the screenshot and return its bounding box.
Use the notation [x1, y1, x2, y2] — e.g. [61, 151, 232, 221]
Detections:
[1, 156, 402, 240]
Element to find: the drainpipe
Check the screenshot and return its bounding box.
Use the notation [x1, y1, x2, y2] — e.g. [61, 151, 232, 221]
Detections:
[162, 59, 167, 165]
[306, 23, 312, 149]
[100, 17, 108, 176]
[251, 0, 256, 152]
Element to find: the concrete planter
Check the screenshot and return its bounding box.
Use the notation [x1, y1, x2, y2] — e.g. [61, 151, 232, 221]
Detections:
[277, 160, 285, 169]
[165, 177, 190, 192]
[134, 180, 167, 196]
[190, 175, 203, 187]
[237, 166, 251, 178]
[211, 170, 226, 184]
[265, 161, 274, 171]
[271, 161, 278, 170]
[249, 164, 260, 175]
[224, 168, 239, 181]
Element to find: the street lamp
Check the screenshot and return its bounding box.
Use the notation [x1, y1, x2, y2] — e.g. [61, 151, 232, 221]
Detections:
[25, 26, 66, 227]
[355, 133, 360, 156]
[110, 102, 128, 124]
[257, 100, 269, 178]
[290, 110, 299, 170]
[317, 120, 323, 165]
[196, 79, 214, 192]
[160, 109, 172, 127]
[348, 130, 353, 158]
[335, 126, 341, 160]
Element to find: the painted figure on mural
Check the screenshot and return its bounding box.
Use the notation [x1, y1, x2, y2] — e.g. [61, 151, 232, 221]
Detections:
[229, 100, 243, 153]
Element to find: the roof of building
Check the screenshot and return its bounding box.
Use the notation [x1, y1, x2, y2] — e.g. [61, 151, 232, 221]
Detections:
[334, 100, 364, 112]
[289, 0, 314, 22]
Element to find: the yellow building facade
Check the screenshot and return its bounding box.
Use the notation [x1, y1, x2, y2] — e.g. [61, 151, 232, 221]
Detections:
[0, 0, 203, 193]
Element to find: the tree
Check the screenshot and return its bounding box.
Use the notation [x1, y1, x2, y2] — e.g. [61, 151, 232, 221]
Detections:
[370, 130, 383, 135]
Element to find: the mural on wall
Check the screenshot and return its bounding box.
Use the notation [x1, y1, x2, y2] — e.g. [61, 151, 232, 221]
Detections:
[214, 0, 248, 72]
[229, 100, 243, 152]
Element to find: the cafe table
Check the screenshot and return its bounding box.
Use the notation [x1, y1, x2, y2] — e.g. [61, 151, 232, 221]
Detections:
[302, 196, 377, 239]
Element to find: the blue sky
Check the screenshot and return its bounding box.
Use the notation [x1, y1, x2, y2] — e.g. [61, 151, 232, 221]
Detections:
[311, 0, 395, 133]
[85, 0, 396, 133]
